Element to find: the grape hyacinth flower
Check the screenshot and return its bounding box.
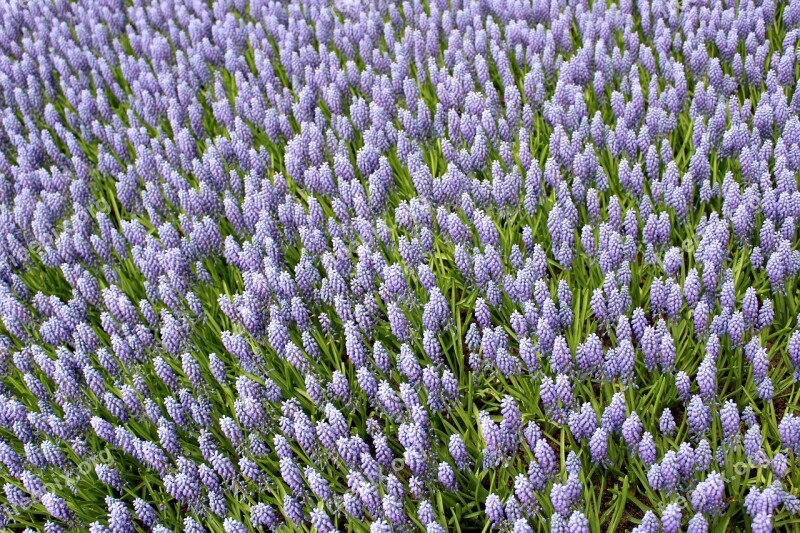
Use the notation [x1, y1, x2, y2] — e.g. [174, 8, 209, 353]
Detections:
[0, 0, 796, 530]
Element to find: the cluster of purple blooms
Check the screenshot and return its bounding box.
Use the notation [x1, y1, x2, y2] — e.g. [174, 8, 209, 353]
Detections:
[0, 0, 798, 530]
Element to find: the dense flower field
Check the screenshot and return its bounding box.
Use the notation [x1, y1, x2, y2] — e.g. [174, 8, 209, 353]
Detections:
[1, 0, 800, 530]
